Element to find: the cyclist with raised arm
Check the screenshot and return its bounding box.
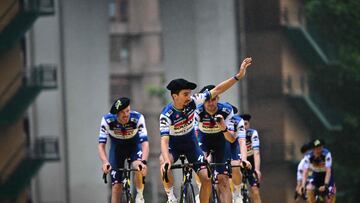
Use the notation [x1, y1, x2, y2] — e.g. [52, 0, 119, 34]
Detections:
[300, 139, 336, 203]
[98, 97, 149, 203]
[230, 107, 252, 203]
[241, 114, 262, 203]
[159, 57, 252, 203]
[195, 85, 237, 203]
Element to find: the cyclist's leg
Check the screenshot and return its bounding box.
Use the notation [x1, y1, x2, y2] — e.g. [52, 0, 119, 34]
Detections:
[248, 170, 261, 203]
[159, 147, 177, 202]
[109, 145, 128, 203]
[305, 183, 315, 203]
[186, 139, 211, 203]
[230, 140, 243, 201]
[130, 143, 146, 202]
[214, 141, 231, 202]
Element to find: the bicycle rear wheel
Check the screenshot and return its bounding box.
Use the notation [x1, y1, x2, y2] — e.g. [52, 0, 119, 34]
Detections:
[179, 183, 196, 203]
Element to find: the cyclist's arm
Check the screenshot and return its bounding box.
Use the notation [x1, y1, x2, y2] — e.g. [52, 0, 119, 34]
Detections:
[252, 130, 261, 172]
[324, 152, 332, 186]
[301, 156, 310, 188]
[239, 138, 247, 161]
[223, 109, 236, 143]
[98, 118, 110, 165]
[161, 136, 171, 163]
[210, 57, 252, 98]
[254, 149, 261, 172]
[159, 114, 172, 164]
[98, 143, 109, 165]
[138, 114, 149, 161]
[141, 141, 149, 161]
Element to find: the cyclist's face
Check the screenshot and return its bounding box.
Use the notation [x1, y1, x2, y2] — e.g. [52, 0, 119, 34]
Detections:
[118, 106, 130, 124]
[173, 89, 192, 108]
[204, 96, 219, 113]
[244, 120, 250, 130]
[313, 146, 323, 157]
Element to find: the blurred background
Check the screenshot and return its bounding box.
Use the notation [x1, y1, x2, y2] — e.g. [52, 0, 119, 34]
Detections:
[0, 0, 359, 202]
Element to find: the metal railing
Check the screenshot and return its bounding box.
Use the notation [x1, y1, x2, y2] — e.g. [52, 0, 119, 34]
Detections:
[22, 0, 55, 15]
[33, 136, 60, 161]
[26, 64, 58, 89]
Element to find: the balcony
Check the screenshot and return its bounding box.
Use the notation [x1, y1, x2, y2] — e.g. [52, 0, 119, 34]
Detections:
[0, 0, 55, 54]
[284, 75, 342, 131]
[0, 136, 59, 198]
[0, 65, 57, 126]
[281, 5, 338, 66]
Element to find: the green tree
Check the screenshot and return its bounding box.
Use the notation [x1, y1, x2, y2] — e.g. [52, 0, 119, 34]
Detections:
[305, 0, 360, 202]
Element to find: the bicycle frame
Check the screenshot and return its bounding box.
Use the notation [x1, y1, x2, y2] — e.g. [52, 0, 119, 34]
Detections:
[102, 159, 143, 203]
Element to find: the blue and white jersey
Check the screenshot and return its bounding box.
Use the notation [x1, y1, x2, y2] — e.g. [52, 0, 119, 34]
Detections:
[98, 111, 148, 144]
[297, 157, 306, 182]
[230, 115, 246, 140]
[196, 102, 234, 136]
[245, 128, 260, 157]
[303, 148, 332, 173]
[159, 90, 211, 139]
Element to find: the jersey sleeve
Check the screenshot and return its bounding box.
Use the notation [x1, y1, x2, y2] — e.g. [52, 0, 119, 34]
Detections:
[137, 114, 149, 143]
[303, 155, 310, 170]
[325, 152, 332, 168]
[237, 119, 246, 139]
[251, 130, 260, 150]
[191, 90, 211, 106]
[297, 158, 305, 181]
[160, 113, 171, 137]
[225, 109, 234, 130]
[98, 117, 109, 144]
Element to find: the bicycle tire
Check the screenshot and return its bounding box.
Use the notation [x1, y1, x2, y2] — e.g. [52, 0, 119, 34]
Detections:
[209, 184, 220, 203]
[179, 183, 196, 203]
[121, 190, 134, 203]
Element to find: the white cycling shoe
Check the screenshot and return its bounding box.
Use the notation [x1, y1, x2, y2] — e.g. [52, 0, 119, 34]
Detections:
[167, 195, 177, 203]
[233, 191, 244, 203]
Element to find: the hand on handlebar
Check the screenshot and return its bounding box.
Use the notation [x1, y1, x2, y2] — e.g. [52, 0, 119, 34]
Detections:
[102, 163, 111, 174]
[241, 160, 252, 170]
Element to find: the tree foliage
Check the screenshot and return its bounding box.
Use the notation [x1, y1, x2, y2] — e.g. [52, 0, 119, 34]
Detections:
[305, 0, 360, 202]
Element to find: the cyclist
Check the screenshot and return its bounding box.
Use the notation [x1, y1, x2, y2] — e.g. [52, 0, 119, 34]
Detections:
[300, 139, 336, 203]
[240, 114, 262, 203]
[159, 57, 253, 203]
[196, 85, 237, 203]
[230, 107, 252, 203]
[98, 97, 149, 203]
[295, 142, 312, 202]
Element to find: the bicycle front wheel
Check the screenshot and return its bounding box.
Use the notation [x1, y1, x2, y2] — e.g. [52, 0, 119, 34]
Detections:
[121, 190, 134, 203]
[210, 185, 220, 203]
[179, 183, 196, 203]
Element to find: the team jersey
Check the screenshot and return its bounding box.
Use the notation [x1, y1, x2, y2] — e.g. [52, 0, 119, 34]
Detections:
[196, 102, 234, 136]
[297, 158, 306, 182]
[159, 90, 211, 140]
[98, 111, 148, 144]
[245, 128, 260, 157]
[303, 148, 332, 173]
[231, 115, 246, 140]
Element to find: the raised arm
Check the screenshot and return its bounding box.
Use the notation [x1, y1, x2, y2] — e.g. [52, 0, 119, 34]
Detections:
[210, 57, 252, 98]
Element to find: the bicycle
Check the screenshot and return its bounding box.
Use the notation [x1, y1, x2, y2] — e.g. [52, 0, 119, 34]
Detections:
[163, 155, 206, 203]
[240, 166, 253, 203]
[205, 150, 233, 203]
[313, 187, 328, 203]
[102, 159, 144, 203]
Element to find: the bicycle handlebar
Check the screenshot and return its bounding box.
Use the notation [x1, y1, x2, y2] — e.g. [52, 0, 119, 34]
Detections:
[102, 164, 144, 184]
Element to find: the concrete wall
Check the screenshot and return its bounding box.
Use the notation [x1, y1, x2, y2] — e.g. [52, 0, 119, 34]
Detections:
[29, 0, 109, 202]
[160, 0, 239, 105]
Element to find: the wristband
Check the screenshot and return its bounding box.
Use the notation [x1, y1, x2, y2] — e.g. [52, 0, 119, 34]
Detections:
[233, 75, 239, 81]
[141, 160, 147, 165]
